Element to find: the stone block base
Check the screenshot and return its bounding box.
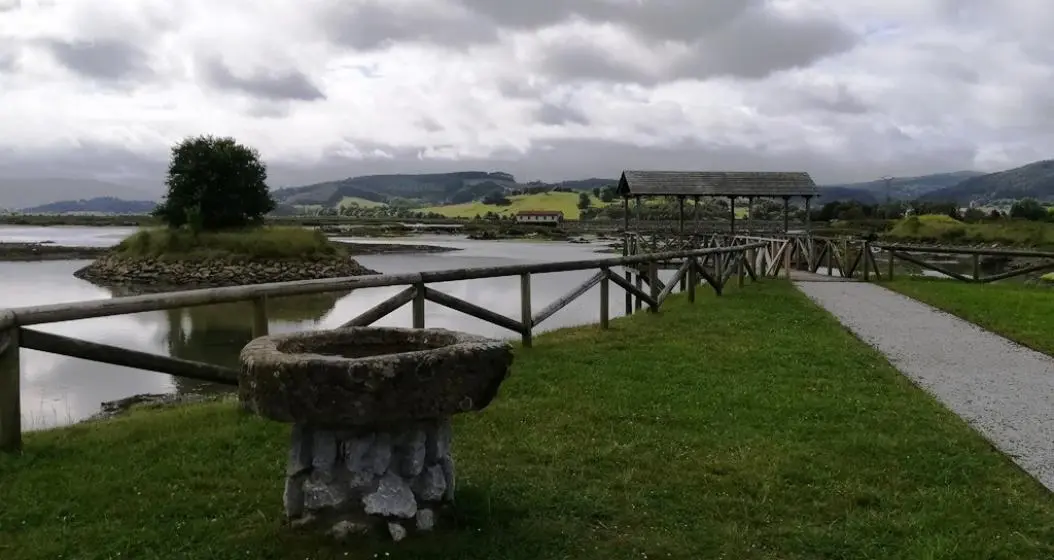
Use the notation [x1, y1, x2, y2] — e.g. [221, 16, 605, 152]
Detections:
[283, 418, 455, 541]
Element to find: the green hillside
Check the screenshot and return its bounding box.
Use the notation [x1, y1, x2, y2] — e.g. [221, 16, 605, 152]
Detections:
[921, 160, 1054, 204]
[823, 171, 982, 202]
[422, 192, 608, 219]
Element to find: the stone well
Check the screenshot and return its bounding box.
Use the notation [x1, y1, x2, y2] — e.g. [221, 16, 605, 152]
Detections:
[238, 327, 514, 541]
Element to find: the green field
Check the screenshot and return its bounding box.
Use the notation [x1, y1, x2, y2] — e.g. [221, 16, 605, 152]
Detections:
[4, 282, 1054, 559]
[885, 214, 1054, 246]
[422, 192, 608, 219]
[884, 278, 1054, 356]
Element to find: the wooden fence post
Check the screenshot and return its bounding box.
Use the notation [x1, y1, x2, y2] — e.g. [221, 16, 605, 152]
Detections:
[520, 273, 532, 347]
[783, 241, 792, 280]
[687, 258, 697, 303]
[0, 318, 21, 454]
[972, 254, 980, 280]
[648, 261, 659, 312]
[826, 241, 833, 276]
[251, 296, 269, 338]
[737, 252, 745, 287]
[862, 242, 871, 282]
[599, 268, 610, 329]
[412, 283, 426, 328]
[634, 265, 644, 312]
[887, 249, 895, 281]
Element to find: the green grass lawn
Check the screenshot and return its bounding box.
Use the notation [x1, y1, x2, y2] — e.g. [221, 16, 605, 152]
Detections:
[885, 214, 1054, 247]
[421, 192, 608, 219]
[884, 277, 1054, 356]
[3, 282, 1054, 559]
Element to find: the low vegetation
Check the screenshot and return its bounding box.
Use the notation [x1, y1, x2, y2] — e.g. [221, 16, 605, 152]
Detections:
[884, 214, 1054, 246]
[884, 278, 1054, 356]
[4, 283, 1054, 559]
[111, 227, 345, 262]
[421, 192, 607, 219]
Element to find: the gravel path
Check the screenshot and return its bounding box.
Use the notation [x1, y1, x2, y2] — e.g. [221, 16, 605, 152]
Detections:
[795, 280, 1054, 492]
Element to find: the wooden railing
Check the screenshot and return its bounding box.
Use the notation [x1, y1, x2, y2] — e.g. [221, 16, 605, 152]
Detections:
[872, 244, 1054, 283]
[0, 242, 771, 453]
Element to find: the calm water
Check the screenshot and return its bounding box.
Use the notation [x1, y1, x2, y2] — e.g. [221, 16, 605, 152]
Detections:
[0, 226, 650, 429]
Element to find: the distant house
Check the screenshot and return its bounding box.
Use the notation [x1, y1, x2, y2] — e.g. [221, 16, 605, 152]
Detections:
[515, 210, 564, 225]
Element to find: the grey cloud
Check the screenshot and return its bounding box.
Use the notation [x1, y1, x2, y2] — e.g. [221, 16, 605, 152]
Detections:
[534, 6, 856, 84]
[674, 9, 857, 79]
[534, 101, 589, 125]
[319, 1, 497, 51]
[417, 118, 444, 132]
[199, 58, 325, 102]
[43, 39, 151, 81]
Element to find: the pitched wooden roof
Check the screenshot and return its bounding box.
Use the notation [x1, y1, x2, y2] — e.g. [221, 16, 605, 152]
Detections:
[617, 170, 820, 197]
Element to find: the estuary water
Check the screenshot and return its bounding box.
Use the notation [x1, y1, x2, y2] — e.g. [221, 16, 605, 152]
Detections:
[0, 226, 637, 429]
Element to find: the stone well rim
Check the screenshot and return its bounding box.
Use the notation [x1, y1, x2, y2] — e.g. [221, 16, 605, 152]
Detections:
[240, 326, 505, 368]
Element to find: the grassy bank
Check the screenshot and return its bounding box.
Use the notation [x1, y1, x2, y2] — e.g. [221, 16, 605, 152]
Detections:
[885, 214, 1054, 246]
[421, 192, 607, 219]
[111, 227, 346, 261]
[4, 282, 1054, 559]
[884, 278, 1054, 356]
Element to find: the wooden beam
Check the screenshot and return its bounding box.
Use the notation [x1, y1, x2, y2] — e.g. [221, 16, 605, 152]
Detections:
[251, 296, 268, 338]
[978, 261, 1054, 283]
[423, 287, 525, 335]
[533, 271, 604, 327]
[607, 270, 658, 310]
[520, 273, 533, 347]
[0, 315, 20, 453]
[599, 268, 610, 329]
[19, 327, 238, 385]
[412, 283, 426, 328]
[891, 251, 974, 283]
[341, 286, 416, 327]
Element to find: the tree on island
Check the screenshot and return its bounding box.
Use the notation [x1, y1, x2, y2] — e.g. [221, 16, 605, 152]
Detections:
[152, 135, 276, 231]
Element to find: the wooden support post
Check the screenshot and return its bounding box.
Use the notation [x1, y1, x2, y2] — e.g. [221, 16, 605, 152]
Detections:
[887, 248, 895, 281]
[783, 241, 792, 280]
[804, 196, 812, 234]
[693, 196, 700, 233]
[747, 196, 754, 233]
[729, 196, 736, 234]
[687, 258, 697, 302]
[826, 242, 833, 276]
[0, 320, 21, 454]
[520, 273, 532, 347]
[842, 239, 850, 278]
[862, 242, 871, 282]
[972, 254, 980, 280]
[678, 196, 685, 238]
[634, 264, 644, 312]
[412, 282, 426, 328]
[599, 268, 610, 329]
[737, 252, 745, 287]
[747, 248, 757, 281]
[648, 261, 660, 312]
[251, 296, 268, 338]
[782, 196, 790, 233]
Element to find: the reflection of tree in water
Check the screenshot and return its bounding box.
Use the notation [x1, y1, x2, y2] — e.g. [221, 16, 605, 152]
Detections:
[105, 285, 343, 395]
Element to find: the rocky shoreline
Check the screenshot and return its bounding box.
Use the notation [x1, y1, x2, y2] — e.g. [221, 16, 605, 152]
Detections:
[73, 255, 381, 287]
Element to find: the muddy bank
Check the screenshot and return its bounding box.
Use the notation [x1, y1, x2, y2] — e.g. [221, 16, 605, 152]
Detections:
[82, 392, 233, 423]
[0, 242, 108, 261]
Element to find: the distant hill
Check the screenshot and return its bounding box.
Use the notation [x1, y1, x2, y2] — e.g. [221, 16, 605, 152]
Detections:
[820, 171, 983, 203]
[0, 177, 157, 209]
[21, 197, 158, 214]
[920, 160, 1054, 205]
[273, 171, 520, 206]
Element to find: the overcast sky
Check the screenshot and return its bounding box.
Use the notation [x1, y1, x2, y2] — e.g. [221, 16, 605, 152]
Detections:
[0, 0, 1052, 190]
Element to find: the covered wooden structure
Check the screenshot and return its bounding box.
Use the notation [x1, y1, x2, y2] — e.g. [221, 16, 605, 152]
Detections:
[615, 170, 821, 234]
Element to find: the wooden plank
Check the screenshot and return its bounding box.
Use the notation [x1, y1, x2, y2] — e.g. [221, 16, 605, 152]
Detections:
[6, 242, 767, 326]
[520, 273, 533, 347]
[875, 244, 1054, 259]
[412, 283, 425, 328]
[423, 287, 525, 335]
[607, 271, 658, 310]
[978, 261, 1054, 283]
[656, 260, 690, 305]
[892, 251, 974, 283]
[599, 268, 610, 329]
[687, 258, 697, 303]
[341, 286, 415, 327]
[0, 316, 20, 453]
[19, 328, 238, 385]
[532, 271, 604, 327]
[694, 260, 722, 295]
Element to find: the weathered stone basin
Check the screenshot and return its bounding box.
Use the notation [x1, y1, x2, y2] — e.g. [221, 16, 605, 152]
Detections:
[238, 327, 514, 541]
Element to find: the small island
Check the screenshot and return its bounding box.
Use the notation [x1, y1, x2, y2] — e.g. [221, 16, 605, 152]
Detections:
[73, 135, 379, 289]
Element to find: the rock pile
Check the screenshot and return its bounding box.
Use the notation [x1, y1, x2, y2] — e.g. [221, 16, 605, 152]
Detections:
[73, 256, 378, 287]
[285, 420, 455, 540]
